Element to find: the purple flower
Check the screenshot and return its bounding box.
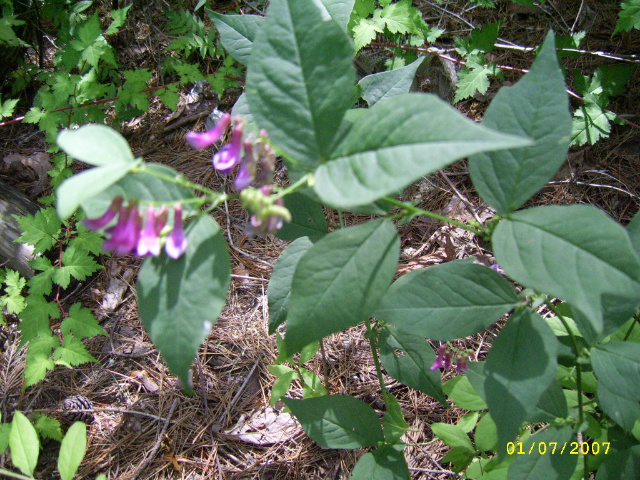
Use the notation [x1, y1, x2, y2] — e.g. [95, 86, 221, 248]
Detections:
[234, 139, 256, 191]
[83, 197, 123, 230]
[186, 113, 231, 150]
[103, 203, 142, 255]
[212, 122, 243, 174]
[490, 264, 505, 275]
[165, 205, 187, 259]
[137, 206, 167, 257]
[456, 358, 469, 373]
[431, 345, 448, 371]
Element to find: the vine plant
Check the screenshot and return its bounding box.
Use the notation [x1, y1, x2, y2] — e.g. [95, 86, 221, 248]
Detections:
[6, 0, 640, 479]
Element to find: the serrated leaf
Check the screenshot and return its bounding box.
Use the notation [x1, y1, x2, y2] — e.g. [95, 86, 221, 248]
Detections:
[484, 308, 558, 455]
[508, 426, 578, 480]
[268, 237, 314, 334]
[58, 422, 87, 480]
[432, 422, 475, 451]
[350, 444, 410, 480]
[209, 12, 263, 65]
[571, 103, 615, 146]
[16, 207, 62, 253]
[379, 326, 446, 404]
[353, 18, 383, 51]
[137, 215, 230, 392]
[381, 0, 413, 34]
[454, 62, 491, 103]
[68, 227, 105, 256]
[60, 303, 106, 339]
[53, 247, 102, 289]
[284, 219, 399, 353]
[24, 353, 55, 387]
[283, 395, 384, 448]
[27, 267, 55, 296]
[375, 259, 518, 340]
[53, 335, 97, 366]
[313, 93, 532, 209]
[276, 192, 327, 242]
[468, 31, 572, 214]
[19, 296, 58, 345]
[358, 57, 425, 106]
[9, 411, 39, 477]
[246, 0, 355, 168]
[614, 0, 640, 34]
[493, 205, 640, 339]
[0, 97, 19, 118]
[105, 5, 132, 35]
[34, 415, 63, 441]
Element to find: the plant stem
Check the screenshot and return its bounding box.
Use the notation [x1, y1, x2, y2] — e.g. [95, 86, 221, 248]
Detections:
[381, 196, 486, 236]
[0, 469, 35, 480]
[365, 318, 389, 404]
[272, 174, 310, 199]
[623, 315, 639, 341]
[132, 164, 218, 196]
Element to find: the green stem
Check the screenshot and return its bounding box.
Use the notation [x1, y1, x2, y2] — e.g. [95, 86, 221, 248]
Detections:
[272, 174, 310, 199]
[623, 315, 639, 341]
[132, 163, 218, 197]
[381, 196, 485, 235]
[0, 469, 35, 480]
[365, 318, 389, 404]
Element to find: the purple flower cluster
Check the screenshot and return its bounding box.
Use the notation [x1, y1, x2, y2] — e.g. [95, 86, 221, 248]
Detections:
[186, 114, 287, 234]
[431, 345, 469, 373]
[83, 197, 188, 259]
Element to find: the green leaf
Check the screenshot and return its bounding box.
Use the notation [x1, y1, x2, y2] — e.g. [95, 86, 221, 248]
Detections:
[313, 93, 532, 209]
[484, 308, 558, 454]
[508, 425, 578, 480]
[527, 380, 569, 423]
[209, 13, 263, 65]
[468, 31, 572, 214]
[350, 444, 410, 480]
[458, 411, 479, 433]
[614, 0, 640, 34]
[592, 342, 640, 402]
[442, 375, 487, 411]
[57, 124, 135, 168]
[379, 326, 446, 404]
[317, 0, 357, 32]
[441, 446, 475, 472]
[9, 411, 40, 477]
[24, 353, 55, 387]
[431, 422, 475, 451]
[493, 205, 640, 340]
[596, 382, 640, 433]
[454, 62, 492, 103]
[0, 97, 19, 119]
[0, 423, 10, 454]
[105, 5, 132, 35]
[16, 207, 62, 254]
[596, 444, 640, 479]
[276, 192, 327, 242]
[375, 259, 518, 340]
[19, 295, 59, 345]
[137, 215, 230, 391]
[270, 370, 296, 405]
[352, 18, 384, 51]
[626, 208, 640, 257]
[58, 422, 87, 480]
[380, 0, 413, 34]
[475, 413, 498, 452]
[358, 57, 425, 107]
[53, 247, 102, 289]
[571, 103, 615, 146]
[382, 392, 409, 443]
[60, 303, 106, 339]
[268, 237, 314, 334]
[34, 415, 63, 441]
[81, 163, 195, 219]
[246, 0, 355, 168]
[283, 395, 384, 448]
[53, 335, 97, 366]
[284, 219, 399, 353]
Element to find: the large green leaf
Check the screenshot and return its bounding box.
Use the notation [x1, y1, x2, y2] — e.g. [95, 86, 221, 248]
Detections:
[208, 12, 264, 65]
[276, 192, 327, 242]
[350, 445, 410, 480]
[484, 308, 558, 454]
[379, 326, 446, 404]
[527, 380, 569, 423]
[596, 444, 640, 480]
[57, 124, 135, 167]
[493, 205, 640, 339]
[313, 93, 532, 209]
[283, 395, 384, 448]
[267, 236, 314, 334]
[358, 57, 425, 107]
[9, 411, 39, 477]
[316, 0, 356, 32]
[284, 219, 399, 353]
[432, 422, 475, 451]
[375, 259, 518, 340]
[81, 163, 195, 218]
[58, 422, 87, 480]
[469, 31, 572, 214]
[626, 209, 640, 256]
[596, 382, 640, 432]
[443, 375, 488, 411]
[592, 342, 640, 401]
[246, 0, 354, 169]
[137, 215, 230, 391]
[507, 425, 578, 480]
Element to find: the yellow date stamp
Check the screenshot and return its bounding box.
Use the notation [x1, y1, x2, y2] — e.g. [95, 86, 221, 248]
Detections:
[506, 441, 610, 456]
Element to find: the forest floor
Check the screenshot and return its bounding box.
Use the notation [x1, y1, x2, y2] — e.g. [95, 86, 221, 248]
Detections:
[1, 1, 639, 479]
